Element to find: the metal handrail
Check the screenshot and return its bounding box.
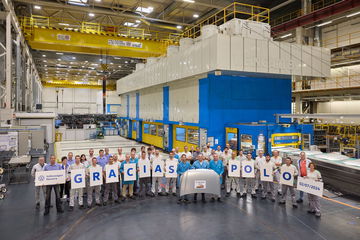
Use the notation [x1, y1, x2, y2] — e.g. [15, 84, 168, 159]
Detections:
[182, 2, 270, 39]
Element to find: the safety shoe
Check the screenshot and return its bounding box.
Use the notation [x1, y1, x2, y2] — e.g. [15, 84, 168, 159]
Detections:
[225, 193, 230, 197]
[251, 194, 257, 198]
[35, 203, 40, 210]
[114, 200, 120, 204]
[292, 204, 298, 208]
[210, 197, 216, 202]
[296, 199, 303, 203]
[271, 198, 276, 202]
[79, 205, 84, 209]
[57, 209, 64, 213]
[261, 196, 266, 200]
[68, 206, 74, 211]
[315, 212, 321, 217]
[201, 198, 207, 203]
[172, 193, 177, 197]
[217, 198, 222, 202]
[103, 202, 107, 206]
[177, 199, 182, 204]
[43, 210, 49, 216]
[308, 210, 315, 214]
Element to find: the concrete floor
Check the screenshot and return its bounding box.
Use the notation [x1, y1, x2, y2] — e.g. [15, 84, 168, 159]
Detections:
[1, 137, 359, 240]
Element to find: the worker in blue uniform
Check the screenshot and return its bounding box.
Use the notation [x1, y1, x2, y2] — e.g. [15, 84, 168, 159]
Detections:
[120, 154, 136, 200]
[191, 153, 209, 203]
[209, 153, 224, 202]
[130, 150, 139, 196]
[177, 154, 191, 204]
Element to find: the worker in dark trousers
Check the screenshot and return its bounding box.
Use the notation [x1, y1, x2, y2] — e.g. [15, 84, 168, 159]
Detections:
[44, 155, 64, 215]
[103, 156, 120, 205]
[130, 149, 139, 196]
[191, 153, 209, 203]
[138, 151, 152, 198]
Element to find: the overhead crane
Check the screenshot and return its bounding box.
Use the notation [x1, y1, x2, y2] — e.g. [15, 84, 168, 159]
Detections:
[21, 16, 180, 59]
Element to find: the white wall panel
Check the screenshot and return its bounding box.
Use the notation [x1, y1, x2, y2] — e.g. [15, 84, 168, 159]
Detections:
[312, 46, 322, 77]
[291, 44, 302, 75]
[201, 37, 211, 73]
[139, 86, 163, 120]
[321, 48, 331, 77]
[302, 46, 312, 76]
[256, 39, 268, 73]
[243, 37, 256, 72]
[268, 41, 280, 74]
[230, 36, 244, 71]
[169, 78, 199, 123]
[279, 42, 291, 75]
[129, 92, 136, 118]
[216, 34, 231, 70]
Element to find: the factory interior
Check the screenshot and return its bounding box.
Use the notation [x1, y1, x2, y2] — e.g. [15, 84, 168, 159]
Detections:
[0, 0, 360, 239]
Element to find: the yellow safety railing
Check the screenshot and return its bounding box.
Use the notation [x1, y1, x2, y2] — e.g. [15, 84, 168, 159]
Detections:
[293, 74, 360, 92]
[20, 15, 182, 43]
[271, 0, 342, 27]
[322, 30, 360, 48]
[182, 2, 270, 39]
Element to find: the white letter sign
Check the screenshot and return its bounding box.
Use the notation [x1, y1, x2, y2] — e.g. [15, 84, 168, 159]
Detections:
[297, 177, 324, 197]
[260, 164, 273, 182]
[35, 170, 65, 186]
[71, 169, 86, 189]
[89, 167, 103, 187]
[165, 160, 178, 178]
[124, 163, 136, 181]
[228, 160, 241, 177]
[242, 161, 255, 178]
[152, 160, 164, 177]
[138, 160, 151, 178]
[105, 164, 119, 183]
[280, 166, 294, 186]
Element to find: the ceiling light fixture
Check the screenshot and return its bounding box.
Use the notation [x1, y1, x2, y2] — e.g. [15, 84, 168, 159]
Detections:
[193, 14, 199, 18]
[183, 0, 195, 3]
[280, 33, 292, 39]
[176, 25, 182, 29]
[42, 54, 46, 57]
[316, 21, 332, 27]
[136, 6, 153, 14]
[346, 11, 360, 18]
[56, 52, 63, 55]
[34, 5, 41, 10]
[89, 13, 95, 17]
[59, 23, 69, 26]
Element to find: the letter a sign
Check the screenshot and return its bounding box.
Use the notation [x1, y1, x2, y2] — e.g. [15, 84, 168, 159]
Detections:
[106, 164, 119, 183]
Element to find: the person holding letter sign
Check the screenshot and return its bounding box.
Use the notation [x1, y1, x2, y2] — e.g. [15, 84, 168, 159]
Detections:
[68, 155, 85, 211]
[260, 154, 276, 202]
[44, 155, 64, 215]
[86, 157, 102, 208]
[279, 157, 298, 208]
[177, 154, 191, 204]
[242, 153, 257, 198]
[209, 153, 224, 202]
[306, 162, 322, 217]
[151, 150, 164, 196]
[296, 152, 312, 203]
[138, 151, 152, 198]
[165, 152, 178, 196]
[120, 154, 136, 200]
[31, 156, 47, 210]
[103, 156, 120, 205]
[226, 152, 241, 197]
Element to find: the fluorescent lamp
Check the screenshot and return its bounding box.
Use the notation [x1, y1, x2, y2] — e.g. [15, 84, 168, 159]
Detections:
[59, 23, 69, 26]
[177, 25, 182, 29]
[136, 6, 153, 14]
[88, 13, 95, 17]
[42, 54, 46, 57]
[280, 33, 292, 38]
[135, 20, 141, 23]
[34, 5, 41, 10]
[316, 21, 332, 27]
[72, 56, 76, 59]
[56, 52, 63, 55]
[193, 14, 199, 18]
[346, 11, 360, 18]
[124, 22, 135, 27]
[183, 0, 195, 3]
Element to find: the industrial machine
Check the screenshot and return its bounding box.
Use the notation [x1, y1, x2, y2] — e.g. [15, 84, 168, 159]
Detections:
[0, 167, 7, 200]
[225, 122, 314, 154]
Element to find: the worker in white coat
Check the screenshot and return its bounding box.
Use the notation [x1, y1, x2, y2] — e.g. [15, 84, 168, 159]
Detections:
[241, 153, 257, 198]
[165, 152, 177, 196]
[226, 152, 241, 197]
[151, 150, 164, 196]
[86, 157, 101, 208]
[31, 156, 47, 209]
[306, 162, 322, 217]
[255, 150, 266, 191]
[271, 150, 283, 195]
[279, 157, 298, 208]
[182, 146, 193, 162]
[260, 154, 276, 202]
[68, 155, 85, 211]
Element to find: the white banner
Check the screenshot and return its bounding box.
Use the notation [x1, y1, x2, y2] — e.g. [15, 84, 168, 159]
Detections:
[138, 160, 151, 178]
[105, 164, 119, 183]
[297, 177, 324, 197]
[35, 170, 66, 186]
[280, 166, 294, 186]
[260, 165, 273, 182]
[228, 160, 241, 177]
[152, 160, 164, 177]
[123, 163, 137, 181]
[89, 167, 103, 187]
[242, 161, 255, 178]
[71, 169, 86, 189]
[165, 160, 178, 178]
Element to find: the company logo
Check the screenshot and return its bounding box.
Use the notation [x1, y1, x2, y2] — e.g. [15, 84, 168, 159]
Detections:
[38, 175, 45, 181]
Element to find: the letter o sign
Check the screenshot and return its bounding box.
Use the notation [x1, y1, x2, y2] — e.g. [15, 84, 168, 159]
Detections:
[283, 172, 291, 180]
[244, 165, 252, 173]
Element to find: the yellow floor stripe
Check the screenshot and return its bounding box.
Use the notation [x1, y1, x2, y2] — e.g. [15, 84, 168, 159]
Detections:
[322, 196, 360, 210]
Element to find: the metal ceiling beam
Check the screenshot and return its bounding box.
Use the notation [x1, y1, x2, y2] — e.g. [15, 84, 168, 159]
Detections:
[14, 0, 191, 27]
[275, 113, 360, 123]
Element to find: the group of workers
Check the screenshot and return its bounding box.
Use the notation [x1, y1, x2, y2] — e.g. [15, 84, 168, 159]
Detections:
[31, 143, 322, 217]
